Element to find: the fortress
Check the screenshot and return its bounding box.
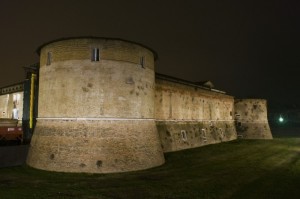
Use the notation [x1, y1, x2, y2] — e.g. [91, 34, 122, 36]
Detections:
[1, 37, 272, 173]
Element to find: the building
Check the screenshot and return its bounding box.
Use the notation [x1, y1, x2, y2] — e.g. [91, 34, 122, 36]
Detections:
[0, 65, 38, 142]
[0, 37, 272, 173]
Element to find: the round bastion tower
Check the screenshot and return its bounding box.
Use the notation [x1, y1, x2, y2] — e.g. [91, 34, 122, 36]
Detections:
[234, 99, 273, 139]
[26, 37, 165, 173]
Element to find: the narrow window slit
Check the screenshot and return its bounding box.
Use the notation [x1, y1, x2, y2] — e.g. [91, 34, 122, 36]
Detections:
[47, 52, 52, 65]
[140, 56, 145, 68]
[92, 48, 100, 61]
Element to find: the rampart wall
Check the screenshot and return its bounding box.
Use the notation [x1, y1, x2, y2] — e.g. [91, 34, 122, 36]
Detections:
[25, 37, 273, 174]
[155, 77, 237, 152]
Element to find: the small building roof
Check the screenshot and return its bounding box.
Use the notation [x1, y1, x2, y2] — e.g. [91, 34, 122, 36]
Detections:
[155, 73, 225, 94]
[194, 81, 214, 89]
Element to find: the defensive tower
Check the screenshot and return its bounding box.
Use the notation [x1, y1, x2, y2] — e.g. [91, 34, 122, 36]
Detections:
[234, 99, 272, 139]
[26, 37, 165, 173]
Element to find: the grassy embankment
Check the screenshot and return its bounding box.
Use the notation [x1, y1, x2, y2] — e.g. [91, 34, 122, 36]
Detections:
[1, 131, 300, 198]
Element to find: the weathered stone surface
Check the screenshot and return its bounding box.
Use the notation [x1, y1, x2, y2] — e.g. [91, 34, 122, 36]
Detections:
[157, 121, 236, 152]
[155, 78, 237, 152]
[27, 119, 164, 173]
[26, 37, 273, 174]
[27, 38, 164, 173]
[234, 99, 273, 139]
[39, 38, 155, 69]
[155, 79, 234, 121]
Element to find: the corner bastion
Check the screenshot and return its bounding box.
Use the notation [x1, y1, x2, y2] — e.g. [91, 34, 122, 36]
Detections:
[234, 99, 272, 139]
[26, 37, 165, 173]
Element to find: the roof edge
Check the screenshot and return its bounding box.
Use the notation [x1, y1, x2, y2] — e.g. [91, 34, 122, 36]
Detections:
[36, 36, 158, 60]
[155, 73, 227, 95]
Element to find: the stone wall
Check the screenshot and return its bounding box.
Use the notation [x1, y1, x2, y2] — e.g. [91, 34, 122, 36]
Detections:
[25, 37, 273, 174]
[234, 99, 272, 139]
[39, 38, 155, 69]
[28, 119, 163, 173]
[155, 77, 237, 152]
[27, 38, 165, 173]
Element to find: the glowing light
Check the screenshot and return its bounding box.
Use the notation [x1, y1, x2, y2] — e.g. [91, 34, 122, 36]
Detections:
[279, 115, 284, 123]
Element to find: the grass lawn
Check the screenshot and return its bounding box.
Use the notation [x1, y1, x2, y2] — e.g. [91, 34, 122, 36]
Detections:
[1, 132, 300, 198]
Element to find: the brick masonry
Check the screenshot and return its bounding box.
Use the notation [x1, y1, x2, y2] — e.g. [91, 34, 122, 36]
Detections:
[27, 38, 164, 173]
[26, 37, 272, 174]
[155, 78, 236, 152]
[234, 99, 272, 139]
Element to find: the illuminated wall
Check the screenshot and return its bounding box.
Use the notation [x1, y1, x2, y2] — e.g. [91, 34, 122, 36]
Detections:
[27, 37, 165, 174]
[25, 37, 273, 174]
[155, 77, 237, 152]
[234, 99, 273, 139]
[0, 94, 9, 118]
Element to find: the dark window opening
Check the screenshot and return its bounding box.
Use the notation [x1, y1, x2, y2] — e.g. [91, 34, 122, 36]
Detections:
[92, 48, 100, 61]
[140, 56, 145, 68]
[47, 52, 52, 65]
[181, 130, 187, 141]
[201, 128, 207, 142]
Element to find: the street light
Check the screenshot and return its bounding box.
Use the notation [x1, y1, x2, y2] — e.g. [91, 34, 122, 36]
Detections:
[279, 115, 284, 123]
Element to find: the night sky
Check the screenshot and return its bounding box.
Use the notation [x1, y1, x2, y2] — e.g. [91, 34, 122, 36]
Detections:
[0, 0, 299, 107]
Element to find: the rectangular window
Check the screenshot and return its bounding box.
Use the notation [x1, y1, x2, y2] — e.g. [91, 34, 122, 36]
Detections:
[46, 52, 52, 65]
[92, 48, 100, 61]
[140, 56, 145, 68]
